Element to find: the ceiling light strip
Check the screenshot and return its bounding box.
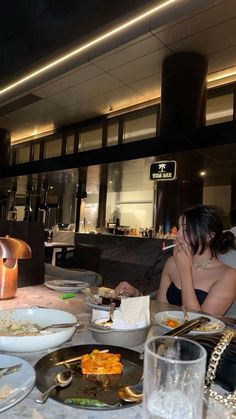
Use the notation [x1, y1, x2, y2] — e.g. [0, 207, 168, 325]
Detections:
[0, 0, 177, 96]
[207, 66, 236, 83]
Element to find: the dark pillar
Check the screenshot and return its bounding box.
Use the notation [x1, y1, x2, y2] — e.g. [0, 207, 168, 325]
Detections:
[231, 174, 236, 209]
[156, 52, 208, 232]
[160, 52, 208, 138]
[97, 164, 108, 228]
[0, 128, 11, 167]
[75, 167, 87, 232]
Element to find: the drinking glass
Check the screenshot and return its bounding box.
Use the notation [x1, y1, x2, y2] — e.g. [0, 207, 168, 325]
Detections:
[143, 336, 206, 419]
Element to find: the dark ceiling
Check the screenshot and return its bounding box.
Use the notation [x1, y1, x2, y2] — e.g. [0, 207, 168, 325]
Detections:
[0, 0, 154, 85]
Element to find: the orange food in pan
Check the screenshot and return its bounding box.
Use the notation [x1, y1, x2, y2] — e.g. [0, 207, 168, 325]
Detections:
[81, 350, 123, 375]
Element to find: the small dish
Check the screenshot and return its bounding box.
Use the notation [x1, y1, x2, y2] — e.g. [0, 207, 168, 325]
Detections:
[153, 311, 225, 335]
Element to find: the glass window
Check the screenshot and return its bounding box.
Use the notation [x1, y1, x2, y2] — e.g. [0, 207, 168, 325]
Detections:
[106, 158, 155, 232]
[123, 109, 157, 143]
[79, 126, 102, 151]
[206, 93, 233, 125]
[107, 122, 118, 146]
[44, 137, 62, 158]
[32, 143, 40, 161]
[17, 145, 30, 163]
[66, 134, 74, 154]
[80, 165, 99, 232]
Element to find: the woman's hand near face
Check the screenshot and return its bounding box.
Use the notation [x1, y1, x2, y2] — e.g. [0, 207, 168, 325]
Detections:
[173, 242, 192, 276]
[115, 281, 140, 297]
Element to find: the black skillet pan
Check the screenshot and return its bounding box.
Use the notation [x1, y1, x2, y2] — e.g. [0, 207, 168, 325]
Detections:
[35, 344, 143, 410]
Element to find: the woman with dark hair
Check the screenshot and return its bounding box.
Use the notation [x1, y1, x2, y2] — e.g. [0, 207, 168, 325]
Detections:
[157, 205, 236, 315]
[115, 205, 236, 315]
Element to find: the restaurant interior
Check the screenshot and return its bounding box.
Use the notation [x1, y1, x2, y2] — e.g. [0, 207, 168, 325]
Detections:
[0, 1, 235, 417]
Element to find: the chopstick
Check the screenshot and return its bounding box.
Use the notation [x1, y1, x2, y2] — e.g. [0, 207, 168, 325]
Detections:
[164, 316, 210, 336]
[55, 349, 109, 365]
[55, 355, 83, 365]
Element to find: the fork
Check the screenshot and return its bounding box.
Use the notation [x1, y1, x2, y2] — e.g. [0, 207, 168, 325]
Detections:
[33, 322, 81, 331]
[0, 364, 22, 378]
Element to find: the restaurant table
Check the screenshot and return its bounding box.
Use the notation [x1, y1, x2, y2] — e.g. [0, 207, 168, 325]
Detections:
[0, 284, 235, 419]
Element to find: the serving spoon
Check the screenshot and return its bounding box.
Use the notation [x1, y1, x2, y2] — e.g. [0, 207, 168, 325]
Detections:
[35, 370, 72, 403]
[118, 376, 143, 403]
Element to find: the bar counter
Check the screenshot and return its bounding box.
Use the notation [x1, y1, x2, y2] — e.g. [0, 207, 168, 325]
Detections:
[0, 284, 233, 418]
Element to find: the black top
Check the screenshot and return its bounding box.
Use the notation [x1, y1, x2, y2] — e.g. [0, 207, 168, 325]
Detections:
[166, 282, 208, 306]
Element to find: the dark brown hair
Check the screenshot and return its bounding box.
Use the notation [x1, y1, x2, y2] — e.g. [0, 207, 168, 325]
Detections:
[182, 205, 236, 255]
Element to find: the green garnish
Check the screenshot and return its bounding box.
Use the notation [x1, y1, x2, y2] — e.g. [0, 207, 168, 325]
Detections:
[64, 397, 114, 407]
[60, 293, 76, 300]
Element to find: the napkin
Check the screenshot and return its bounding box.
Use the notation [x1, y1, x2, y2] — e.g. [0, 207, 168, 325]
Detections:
[120, 295, 150, 324]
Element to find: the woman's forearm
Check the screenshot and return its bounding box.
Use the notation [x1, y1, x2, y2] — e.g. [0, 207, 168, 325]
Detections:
[180, 273, 202, 311]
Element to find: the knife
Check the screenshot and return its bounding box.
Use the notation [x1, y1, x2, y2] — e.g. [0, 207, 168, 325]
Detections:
[0, 363, 22, 378]
[164, 316, 210, 336]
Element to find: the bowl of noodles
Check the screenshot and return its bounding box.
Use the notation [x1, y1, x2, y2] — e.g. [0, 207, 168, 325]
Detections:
[0, 308, 78, 352]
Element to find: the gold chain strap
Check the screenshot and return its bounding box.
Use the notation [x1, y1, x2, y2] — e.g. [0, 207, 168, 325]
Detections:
[204, 329, 236, 409]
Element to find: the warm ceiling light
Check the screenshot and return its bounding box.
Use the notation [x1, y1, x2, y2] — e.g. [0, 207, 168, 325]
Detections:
[200, 171, 206, 176]
[207, 66, 236, 88]
[11, 123, 55, 143]
[0, 0, 178, 96]
[207, 66, 236, 82]
[107, 96, 161, 118]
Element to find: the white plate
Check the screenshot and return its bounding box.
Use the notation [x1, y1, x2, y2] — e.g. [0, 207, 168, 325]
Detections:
[153, 311, 225, 335]
[45, 280, 89, 292]
[0, 308, 77, 352]
[0, 354, 35, 412]
[84, 295, 110, 311]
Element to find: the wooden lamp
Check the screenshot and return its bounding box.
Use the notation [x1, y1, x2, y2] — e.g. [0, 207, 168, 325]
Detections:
[0, 236, 32, 299]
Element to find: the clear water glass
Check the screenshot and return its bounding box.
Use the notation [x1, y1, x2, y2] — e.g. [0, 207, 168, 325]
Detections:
[143, 336, 206, 419]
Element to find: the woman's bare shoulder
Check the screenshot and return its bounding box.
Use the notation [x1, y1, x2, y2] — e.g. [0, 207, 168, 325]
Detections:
[215, 262, 236, 288]
[219, 261, 236, 277]
[164, 256, 176, 270]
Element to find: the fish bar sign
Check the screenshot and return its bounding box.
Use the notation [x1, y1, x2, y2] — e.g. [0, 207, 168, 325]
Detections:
[150, 160, 177, 181]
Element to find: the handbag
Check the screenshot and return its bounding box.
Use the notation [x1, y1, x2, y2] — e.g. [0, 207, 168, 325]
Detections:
[190, 330, 236, 408]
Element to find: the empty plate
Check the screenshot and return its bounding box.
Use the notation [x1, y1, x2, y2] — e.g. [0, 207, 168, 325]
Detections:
[45, 280, 89, 292]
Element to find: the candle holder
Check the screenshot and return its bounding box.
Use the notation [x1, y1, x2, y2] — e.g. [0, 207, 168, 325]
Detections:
[0, 236, 32, 299]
